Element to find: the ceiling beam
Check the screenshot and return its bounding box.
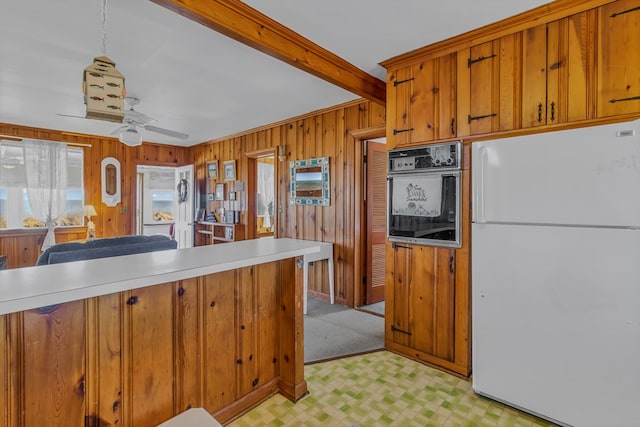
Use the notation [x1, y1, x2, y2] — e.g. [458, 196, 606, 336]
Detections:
[150, 0, 386, 105]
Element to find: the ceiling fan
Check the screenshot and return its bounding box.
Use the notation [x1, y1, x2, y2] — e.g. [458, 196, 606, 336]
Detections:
[58, 96, 189, 146]
[110, 97, 189, 146]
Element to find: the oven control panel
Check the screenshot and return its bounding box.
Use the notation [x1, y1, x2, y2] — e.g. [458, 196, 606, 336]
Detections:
[388, 141, 461, 172]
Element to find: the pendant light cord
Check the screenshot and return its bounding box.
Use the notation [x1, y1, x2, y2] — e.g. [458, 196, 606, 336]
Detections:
[101, 0, 108, 55]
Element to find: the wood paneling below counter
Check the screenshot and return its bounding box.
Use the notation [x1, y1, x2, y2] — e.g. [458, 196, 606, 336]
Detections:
[0, 239, 316, 426]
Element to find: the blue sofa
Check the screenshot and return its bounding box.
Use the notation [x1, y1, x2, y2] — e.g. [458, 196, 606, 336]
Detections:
[36, 234, 178, 265]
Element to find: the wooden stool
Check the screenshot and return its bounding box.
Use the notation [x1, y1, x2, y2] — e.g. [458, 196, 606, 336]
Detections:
[157, 408, 222, 427]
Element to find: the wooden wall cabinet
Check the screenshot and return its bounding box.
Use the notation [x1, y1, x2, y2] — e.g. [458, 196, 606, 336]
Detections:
[522, 11, 596, 128]
[596, 0, 640, 118]
[387, 54, 457, 149]
[385, 241, 469, 377]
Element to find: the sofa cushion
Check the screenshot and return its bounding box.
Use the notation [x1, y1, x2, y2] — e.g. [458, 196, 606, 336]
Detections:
[37, 235, 177, 265]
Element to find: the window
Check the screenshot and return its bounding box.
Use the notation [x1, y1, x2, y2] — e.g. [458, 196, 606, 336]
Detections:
[0, 141, 84, 229]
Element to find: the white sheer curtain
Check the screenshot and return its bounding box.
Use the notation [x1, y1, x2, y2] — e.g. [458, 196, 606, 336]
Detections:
[257, 161, 274, 228]
[23, 140, 68, 251]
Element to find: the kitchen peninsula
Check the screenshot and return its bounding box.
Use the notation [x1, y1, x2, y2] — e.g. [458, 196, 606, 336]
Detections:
[0, 238, 321, 426]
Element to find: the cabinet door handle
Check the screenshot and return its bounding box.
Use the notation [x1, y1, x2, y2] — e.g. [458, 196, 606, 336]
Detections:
[393, 77, 415, 87]
[537, 103, 543, 123]
[392, 242, 413, 250]
[610, 5, 640, 18]
[468, 113, 496, 123]
[449, 255, 455, 274]
[391, 325, 412, 336]
[393, 128, 414, 135]
[450, 117, 456, 136]
[550, 102, 556, 122]
[609, 95, 640, 104]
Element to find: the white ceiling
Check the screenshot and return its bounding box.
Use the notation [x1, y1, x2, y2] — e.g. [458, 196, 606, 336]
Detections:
[0, 0, 549, 147]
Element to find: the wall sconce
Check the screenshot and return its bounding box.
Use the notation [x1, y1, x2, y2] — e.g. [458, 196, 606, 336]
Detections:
[278, 144, 287, 162]
[83, 205, 98, 240]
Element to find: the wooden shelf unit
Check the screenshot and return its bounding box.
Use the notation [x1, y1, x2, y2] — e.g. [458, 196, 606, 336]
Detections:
[195, 221, 245, 245]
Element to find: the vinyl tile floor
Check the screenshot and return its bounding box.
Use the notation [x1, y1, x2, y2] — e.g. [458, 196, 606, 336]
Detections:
[228, 350, 557, 427]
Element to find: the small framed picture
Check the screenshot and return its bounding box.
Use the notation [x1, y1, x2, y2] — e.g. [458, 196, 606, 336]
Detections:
[228, 191, 236, 201]
[223, 160, 236, 181]
[207, 161, 218, 179]
[215, 183, 226, 201]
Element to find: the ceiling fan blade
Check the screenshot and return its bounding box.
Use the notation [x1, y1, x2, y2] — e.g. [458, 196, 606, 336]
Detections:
[56, 113, 86, 119]
[143, 125, 189, 140]
[110, 125, 128, 136]
[125, 109, 155, 125]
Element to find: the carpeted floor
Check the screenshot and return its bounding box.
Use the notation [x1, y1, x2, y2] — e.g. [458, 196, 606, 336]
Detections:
[304, 298, 384, 364]
[357, 301, 385, 317]
[229, 350, 557, 427]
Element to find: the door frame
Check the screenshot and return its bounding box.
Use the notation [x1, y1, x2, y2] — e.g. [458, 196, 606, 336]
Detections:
[349, 125, 386, 308]
[245, 147, 279, 240]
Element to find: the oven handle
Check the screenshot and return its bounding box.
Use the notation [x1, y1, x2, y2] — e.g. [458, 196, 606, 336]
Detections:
[474, 146, 488, 224]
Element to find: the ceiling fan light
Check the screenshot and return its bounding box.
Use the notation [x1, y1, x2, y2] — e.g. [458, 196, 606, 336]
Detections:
[118, 127, 142, 146]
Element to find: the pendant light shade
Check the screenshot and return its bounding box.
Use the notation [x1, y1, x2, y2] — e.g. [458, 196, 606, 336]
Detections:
[118, 126, 142, 146]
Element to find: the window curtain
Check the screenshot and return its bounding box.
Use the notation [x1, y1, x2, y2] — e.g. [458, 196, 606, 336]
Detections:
[257, 161, 274, 228]
[23, 140, 68, 251]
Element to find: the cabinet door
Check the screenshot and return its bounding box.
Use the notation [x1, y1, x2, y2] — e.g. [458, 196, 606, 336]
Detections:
[597, 0, 640, 117]
[462, 35, 521, 136]
[522, 12, 595, 128]
[522, 24, 548, 128]
[387, 55, 457, 148]
[548, 11, 595, 124]
[437, 54, 458, 140]
[387, 65, 414, 148]
[386, 243, 456, 362]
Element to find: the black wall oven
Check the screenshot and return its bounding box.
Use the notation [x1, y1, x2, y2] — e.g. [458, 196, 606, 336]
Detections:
[387, 142, 462, 248]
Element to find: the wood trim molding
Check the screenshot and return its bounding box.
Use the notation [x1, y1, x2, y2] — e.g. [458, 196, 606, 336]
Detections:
[349, 125, 386, 140]
[381, 0, 614, 69]
[151, 0, 386, 105]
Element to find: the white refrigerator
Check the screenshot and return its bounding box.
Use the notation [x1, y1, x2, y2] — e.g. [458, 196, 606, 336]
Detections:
[471, 119, 640, 427]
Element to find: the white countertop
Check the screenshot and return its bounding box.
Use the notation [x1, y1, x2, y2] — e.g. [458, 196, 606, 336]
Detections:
[0, 238, 325, 315]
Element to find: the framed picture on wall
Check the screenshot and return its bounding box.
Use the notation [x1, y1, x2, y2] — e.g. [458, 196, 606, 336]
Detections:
[223, 160, 236, 181]
[207, 161, 218, 179]
[215, 183, 226, 201]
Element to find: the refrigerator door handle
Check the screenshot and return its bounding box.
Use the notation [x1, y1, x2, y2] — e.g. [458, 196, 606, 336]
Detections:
[473, 146, 488, 224]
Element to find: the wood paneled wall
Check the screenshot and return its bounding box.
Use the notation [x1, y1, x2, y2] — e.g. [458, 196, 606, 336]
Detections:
[189, 99, 385, 306]
[1, 99, 385, 308]
[0, 123, 189, 268]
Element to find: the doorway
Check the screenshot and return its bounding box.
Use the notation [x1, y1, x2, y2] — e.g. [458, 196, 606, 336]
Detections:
[246, 148, 278, 239]
[351, 126, 386, 314]
[256, 155, 275, 237]
[136, 164, 194, 248]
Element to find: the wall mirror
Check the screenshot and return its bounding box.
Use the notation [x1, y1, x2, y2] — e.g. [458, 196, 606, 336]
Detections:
[101, 157, 121, 206]
[290, 156, 330, 206]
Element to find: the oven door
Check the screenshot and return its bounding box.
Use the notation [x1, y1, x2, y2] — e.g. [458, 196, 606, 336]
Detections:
[387, 171, 461, 248]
